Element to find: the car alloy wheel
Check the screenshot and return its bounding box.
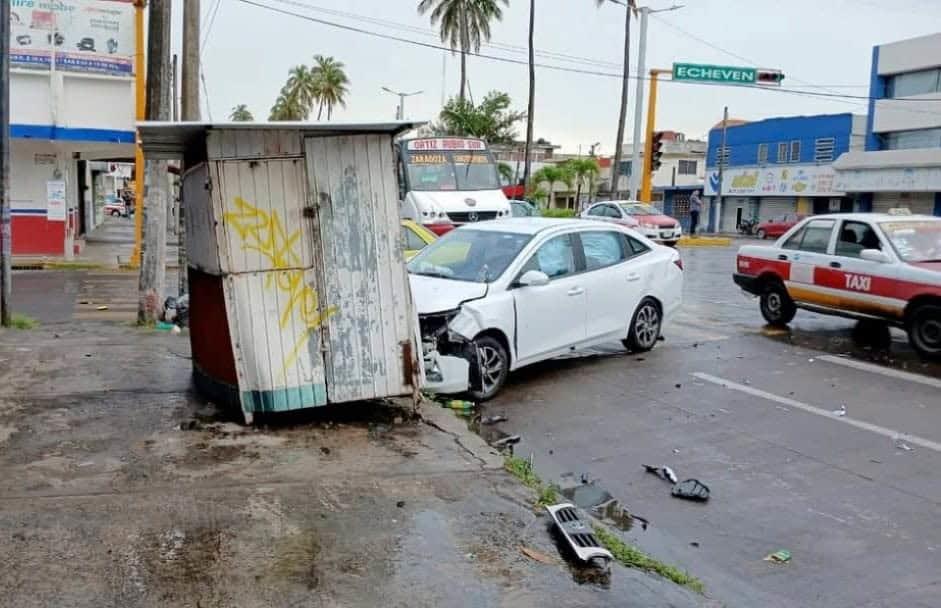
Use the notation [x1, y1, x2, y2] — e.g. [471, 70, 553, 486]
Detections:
[469, 335, 509, 401]
[625, 299, 661, 352]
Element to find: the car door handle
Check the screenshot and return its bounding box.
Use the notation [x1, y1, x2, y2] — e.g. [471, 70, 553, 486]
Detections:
[567, 287, 585, 296]
[830, 261, 842, 269]
[627, 273, 641, 282]
[777, 254, 788, 261]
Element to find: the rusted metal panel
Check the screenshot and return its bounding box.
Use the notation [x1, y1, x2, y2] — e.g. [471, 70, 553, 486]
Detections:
[305, 134, 416, 402]
[224, 270, 330, 414]
[214, 157, 313, 275]
[181, 162, 220, 274]
[207, 129, 302, 160]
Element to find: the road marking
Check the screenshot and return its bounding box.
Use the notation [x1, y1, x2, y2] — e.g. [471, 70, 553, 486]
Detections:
[692, 372, 941, 453]
[817, 355, 941, 390]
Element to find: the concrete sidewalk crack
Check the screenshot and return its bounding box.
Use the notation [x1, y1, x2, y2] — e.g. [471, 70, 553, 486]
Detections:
[420, 415, 489, 469]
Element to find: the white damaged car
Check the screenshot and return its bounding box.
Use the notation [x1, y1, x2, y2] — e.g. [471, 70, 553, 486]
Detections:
[409, 218, 684, 400]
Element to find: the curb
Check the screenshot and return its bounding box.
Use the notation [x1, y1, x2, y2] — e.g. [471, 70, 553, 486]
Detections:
[420, 403, 505, 471]
[676, 236, 732, 247]
[12, 260, 107, 271]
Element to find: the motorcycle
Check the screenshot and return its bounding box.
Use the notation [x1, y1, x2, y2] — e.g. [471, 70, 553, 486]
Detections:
[738, 218, 759, 236]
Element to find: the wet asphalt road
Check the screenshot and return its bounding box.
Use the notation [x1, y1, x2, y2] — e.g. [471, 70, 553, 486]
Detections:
[479, 242, 941, 608]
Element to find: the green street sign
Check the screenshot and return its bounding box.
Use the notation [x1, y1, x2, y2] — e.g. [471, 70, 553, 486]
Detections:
[673, 63, 757, 85]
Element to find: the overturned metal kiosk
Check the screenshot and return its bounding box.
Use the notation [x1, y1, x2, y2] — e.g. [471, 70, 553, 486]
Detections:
[139, 121, 468, 423]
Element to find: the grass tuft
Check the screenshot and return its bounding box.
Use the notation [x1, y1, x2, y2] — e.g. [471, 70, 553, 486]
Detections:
[593, 525, 705, 594]
[8, 314, 39, 330]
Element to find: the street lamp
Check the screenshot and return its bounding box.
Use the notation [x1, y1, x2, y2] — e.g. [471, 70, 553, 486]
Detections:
[381, 87, 423, 120]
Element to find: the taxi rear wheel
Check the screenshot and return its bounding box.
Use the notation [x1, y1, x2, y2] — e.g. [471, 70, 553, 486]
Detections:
[760, 281, 796, 327]
[907, 304, 941, 359]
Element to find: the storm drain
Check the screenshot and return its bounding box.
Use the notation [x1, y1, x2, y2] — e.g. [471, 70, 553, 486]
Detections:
[546, 502, 613, 563]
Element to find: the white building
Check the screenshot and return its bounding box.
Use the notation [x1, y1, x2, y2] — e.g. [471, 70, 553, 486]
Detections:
[8, 0, 136, 257]
[833, 32, 941, 216]
[603, 132, 706, 198]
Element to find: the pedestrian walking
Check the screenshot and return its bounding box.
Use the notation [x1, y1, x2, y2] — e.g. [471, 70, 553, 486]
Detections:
[689, 190, 702, 236]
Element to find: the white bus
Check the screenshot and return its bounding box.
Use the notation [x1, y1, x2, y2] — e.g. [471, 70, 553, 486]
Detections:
[397, 137, 511, 235]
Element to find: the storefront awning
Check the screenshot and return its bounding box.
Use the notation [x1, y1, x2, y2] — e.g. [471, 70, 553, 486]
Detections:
[833, 149, 941, 192]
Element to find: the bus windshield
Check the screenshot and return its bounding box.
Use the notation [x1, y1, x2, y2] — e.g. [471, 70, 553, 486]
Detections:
[405, 150, 500, 192]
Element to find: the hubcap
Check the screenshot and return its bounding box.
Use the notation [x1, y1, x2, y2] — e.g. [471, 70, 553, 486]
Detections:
[919, 318, 941, 349]
[767, 292, 782, 314]
[635, 304, 660, 348]
[478, 345, 504, 392]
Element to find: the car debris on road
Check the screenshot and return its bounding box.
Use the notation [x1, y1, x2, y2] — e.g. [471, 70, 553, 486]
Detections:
[644, 464, 678, 484]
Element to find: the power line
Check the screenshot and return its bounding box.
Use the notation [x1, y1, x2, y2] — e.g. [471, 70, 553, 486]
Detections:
[234, 0, 941, 115]
[201, 0, 223, 53]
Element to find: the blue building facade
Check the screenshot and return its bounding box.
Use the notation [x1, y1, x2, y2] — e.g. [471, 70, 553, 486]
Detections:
[832, 33, 941, 217]
[704, 113, 865, 232]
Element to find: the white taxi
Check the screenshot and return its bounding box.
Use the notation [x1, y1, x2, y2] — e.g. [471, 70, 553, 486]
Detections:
[733, 212, 941, 358]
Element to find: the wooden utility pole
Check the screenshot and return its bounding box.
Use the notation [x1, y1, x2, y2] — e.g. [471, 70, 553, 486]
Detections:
[179, 0, 199, 299]
[181, 0, 200, 122]
[138, 0, 171, 324]
[610, 5, 631, 199]
[0, 0, 11, 326]
[521, 0, 535, 192]
[171, 53, 179, 122]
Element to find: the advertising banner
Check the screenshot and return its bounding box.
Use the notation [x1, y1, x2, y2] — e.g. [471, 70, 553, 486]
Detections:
[705, 164, 844, 197]
[46, 180, 67, 221]
[8, 0, 134, 76]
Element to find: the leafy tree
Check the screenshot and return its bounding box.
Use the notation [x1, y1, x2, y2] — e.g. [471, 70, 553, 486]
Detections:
[229, 104, 254, 122]
[596, 0, 633, 196]
[563, 158, 601, 209]
[418, 0, 508, 102]
[434, 91, 525, 143]
[312, 55, 350, 120]
[497, 162, 514, 184]
[532, 164, 574, 209]
[269, 86, 307, 121]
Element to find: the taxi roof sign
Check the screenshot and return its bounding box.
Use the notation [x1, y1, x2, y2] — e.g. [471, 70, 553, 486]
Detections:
[887, 208, 912, 216]
[406, 138, 487, 151]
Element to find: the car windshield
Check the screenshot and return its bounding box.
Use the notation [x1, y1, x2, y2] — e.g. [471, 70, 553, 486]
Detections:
[619, 203, 658, 215]
[879, 220, 941, 262]
[405, 151, 500, 191]
[407, 229, 532, 283]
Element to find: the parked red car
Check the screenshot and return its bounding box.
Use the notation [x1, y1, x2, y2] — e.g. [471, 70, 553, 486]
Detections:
[756, 213, 805, 240]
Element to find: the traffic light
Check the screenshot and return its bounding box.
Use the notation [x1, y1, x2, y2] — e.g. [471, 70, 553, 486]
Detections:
[756, 69, 785, 86]
[650, 131, 665, 172]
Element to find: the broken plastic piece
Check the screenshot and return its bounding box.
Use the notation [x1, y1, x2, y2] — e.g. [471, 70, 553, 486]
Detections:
[671, 479, 710, 501]
[545, 503, 613, 564]
[491, 435, 521, 448]
[481, 414, 507, 425]
[643, 464, 678, 484]
[832, 405, 847, 417]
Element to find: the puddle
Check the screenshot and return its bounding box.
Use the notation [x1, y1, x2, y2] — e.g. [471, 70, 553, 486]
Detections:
[559, 481, 646, 532]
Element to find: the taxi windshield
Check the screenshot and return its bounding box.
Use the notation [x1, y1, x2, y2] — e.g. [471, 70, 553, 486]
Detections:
[879, 220, 941, 262]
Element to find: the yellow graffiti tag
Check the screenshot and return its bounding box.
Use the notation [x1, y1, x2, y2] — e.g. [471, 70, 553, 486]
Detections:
[224, 197, 338, 376]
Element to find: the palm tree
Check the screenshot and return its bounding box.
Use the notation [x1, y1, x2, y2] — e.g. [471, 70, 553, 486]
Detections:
[285, 65, 317, 114]
[269, 87, 306, 121]
[229, 104, 254, 122]
[418, 0, 509, 103]
[311, 55, 349, 120]
[532, 165, 574, 210]
[565, 158, 601, 210]
[522, 0, 536, 190]
[596, 0, 634, 197]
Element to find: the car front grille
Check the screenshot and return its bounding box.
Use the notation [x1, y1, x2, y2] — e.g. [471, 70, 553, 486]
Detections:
[447, 211, 499, 223]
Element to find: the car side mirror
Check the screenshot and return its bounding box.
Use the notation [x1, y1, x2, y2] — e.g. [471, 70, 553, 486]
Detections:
[517, 270, 550, 287]
[860, 249, 889, 263]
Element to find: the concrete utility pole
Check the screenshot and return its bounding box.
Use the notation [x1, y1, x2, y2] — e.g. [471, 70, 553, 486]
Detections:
[181, 0, 200, 122]
[715, 105, 729, 233]
[138, 0, 171, 324]
[381, 87, 422, 120]
[628, 3, 682, 200]
[171, 54, 179, 122]
[0, 0, 11, 326]
[522, 0, 535, 192]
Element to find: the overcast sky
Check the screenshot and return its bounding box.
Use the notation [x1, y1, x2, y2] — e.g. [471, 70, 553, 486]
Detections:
[173, 0, 941, 153]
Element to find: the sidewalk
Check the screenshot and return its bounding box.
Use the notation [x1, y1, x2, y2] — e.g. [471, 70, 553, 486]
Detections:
[0, 321, 709, 608]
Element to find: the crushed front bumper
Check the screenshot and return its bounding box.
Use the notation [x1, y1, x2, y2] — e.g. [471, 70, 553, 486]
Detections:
[418, 310, 475, 395]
